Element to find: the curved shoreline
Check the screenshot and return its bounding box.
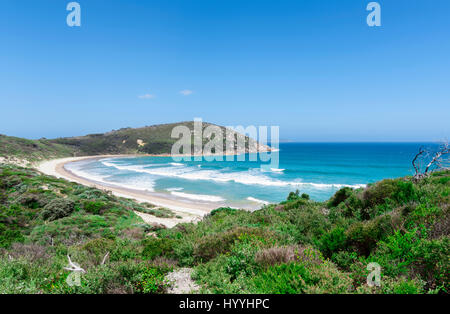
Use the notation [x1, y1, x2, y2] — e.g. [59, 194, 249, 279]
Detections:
[36, 155, 219, 227]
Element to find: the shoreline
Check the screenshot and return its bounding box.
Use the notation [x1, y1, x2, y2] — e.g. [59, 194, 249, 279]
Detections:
[36, 155, 223, 228]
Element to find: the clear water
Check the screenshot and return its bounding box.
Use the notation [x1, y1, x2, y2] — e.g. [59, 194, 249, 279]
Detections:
[65, 143, 435, 209]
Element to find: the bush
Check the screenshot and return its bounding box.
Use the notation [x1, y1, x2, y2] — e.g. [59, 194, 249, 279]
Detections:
[287, 190, 300, 201]
[225, 240, 258, 280]
[328, 187, 353, 208]
[369, 228, 424, 278]
[393, 181, 417, 204]
[141, 238, 175, 260]
[16, 192, 50, 209]
[286, 206, 329, 242]
[361, 180, 417, 213]
[0, 204, 26, 248]
[40, 199, 75, 221]
[193, 227, 269, 262]
[250, 262, 310, 293]
[210, 207, 238, 216]
[331, 251, 358, 271]
[411, 237, 449, 291]
[301, 193, 310, 200]
[362, 180, 399, 208]
[255, 245, 323, 267]
[319, 227, 347, 257]
[356, 277, 425, 294]
[346, 215, 394, 256]
[136, 266, 171, 294]
[83, 200, 108, 215]
[250, 261, 352, 294]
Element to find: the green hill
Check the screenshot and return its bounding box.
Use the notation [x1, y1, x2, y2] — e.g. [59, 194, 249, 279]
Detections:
[0, 121, 267, 162]
[0, 135, 74, 162]
[0, 163, 448, 294]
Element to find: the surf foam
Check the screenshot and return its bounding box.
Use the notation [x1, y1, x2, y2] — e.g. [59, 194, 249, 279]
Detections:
[170, 191, 225, 202]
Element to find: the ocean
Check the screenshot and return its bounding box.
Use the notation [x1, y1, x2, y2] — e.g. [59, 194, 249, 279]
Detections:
[65, 143, 435, 210]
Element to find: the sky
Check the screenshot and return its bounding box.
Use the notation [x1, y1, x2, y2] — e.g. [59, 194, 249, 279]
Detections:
[0, 0, 449, 142]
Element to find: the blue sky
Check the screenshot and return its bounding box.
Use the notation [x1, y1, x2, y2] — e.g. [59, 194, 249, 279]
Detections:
[0, 0, 449, 141]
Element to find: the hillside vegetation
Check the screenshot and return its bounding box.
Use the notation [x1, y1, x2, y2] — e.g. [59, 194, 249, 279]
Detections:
[0, 163, 448, 294]
[0, 135, 74, 162]
[0, 121, 264, 162]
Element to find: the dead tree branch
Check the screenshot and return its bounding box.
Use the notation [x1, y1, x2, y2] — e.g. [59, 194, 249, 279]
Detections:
[64, 255, 86, 273]
[101, 252, 110, 265]
[424, 142, 449, 174]
[412, 146, 425, 178]
[413, 141, 449, 180]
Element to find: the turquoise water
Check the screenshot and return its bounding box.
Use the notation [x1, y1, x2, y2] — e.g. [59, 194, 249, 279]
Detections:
[65, 143, 435, 209]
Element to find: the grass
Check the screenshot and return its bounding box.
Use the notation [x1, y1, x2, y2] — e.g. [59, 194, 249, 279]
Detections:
[0, 164, 448, 294]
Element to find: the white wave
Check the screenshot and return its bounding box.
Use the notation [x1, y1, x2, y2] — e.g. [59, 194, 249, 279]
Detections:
[65, 166, 107, 184]
[247, 197, 270, 205]
[102, 161, 171, 170]
[170, 162, 184, 166]
[270, 168, 285, 172]
[166, 187, 184, 192]
[170, 191, 225, 202]
[100, 160, 366, 189]
[66, 164, 155, 192]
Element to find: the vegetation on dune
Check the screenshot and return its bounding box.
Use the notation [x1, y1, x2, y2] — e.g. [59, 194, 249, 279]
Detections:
[0, 163, 448, 294]
[0, 165, 180, 294]
[0, 135, 74, 163]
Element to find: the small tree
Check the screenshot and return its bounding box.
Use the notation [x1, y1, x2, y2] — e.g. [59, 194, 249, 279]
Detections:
[412, 141, 449, 180]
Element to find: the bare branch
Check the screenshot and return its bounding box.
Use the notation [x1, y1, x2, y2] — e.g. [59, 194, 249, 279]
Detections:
[412, 146, 425, 177]
[64, 255, 86, 273]
[424, 141, 450, 174]
[412, 140, 449, 180]
[101, 252, 110, 265]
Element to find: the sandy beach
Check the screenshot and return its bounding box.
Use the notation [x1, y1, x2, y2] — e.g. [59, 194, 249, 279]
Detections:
[36, 155, 218, 228]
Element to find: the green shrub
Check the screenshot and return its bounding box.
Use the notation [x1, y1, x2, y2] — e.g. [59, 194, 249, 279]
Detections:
[225, 240, 258, 280]
[346, 215, 394, 256]
[40, 199, 75, 221]
[369, 228, 424, 277]
[328, 187, 353, 208]
[287, 190, 300, 201]
[16, 192, 50, 209]
[72, 261, 146, 294]
[393, 181, 417, 204]
[319, 227, 347, 257]
[255, 245, 323, 267]
[362, 180, 399, 208]
[411, 237, 449, 292]
[250, 262, 310, 294]
[136, 266, 171, 294]
[356, 277, 425, 294]
[141, 238, 175, 260]
[193, 227, 270, 262]
[286, 206, 329, 242]
[249, 261, 352, 294]
[210, 207, 238, 216]
[0, 227, 24, 248]
[0, 204, 27, 248]
[331, 251, 358, 271]
[83, 200, 108, 215]
[0, 190, 7, 204]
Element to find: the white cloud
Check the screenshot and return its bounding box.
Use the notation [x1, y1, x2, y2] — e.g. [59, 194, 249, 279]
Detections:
[180, 89, 193, 96]
[138, 93, 155, 99]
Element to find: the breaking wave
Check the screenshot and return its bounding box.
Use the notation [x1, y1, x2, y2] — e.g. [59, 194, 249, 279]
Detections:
[100, 160, 366, 189]
[170, 191, 225, 202]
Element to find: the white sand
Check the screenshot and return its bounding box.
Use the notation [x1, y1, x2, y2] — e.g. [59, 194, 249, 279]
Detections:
[36, 156, 215, 228]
